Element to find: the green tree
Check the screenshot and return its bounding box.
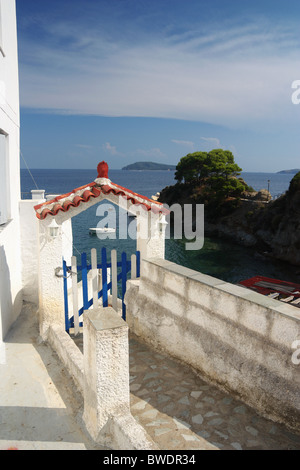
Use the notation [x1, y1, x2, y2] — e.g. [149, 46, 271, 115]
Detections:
[202, 149, 242, 179]
[175, 152, 208, 183]
[175, 148, 245, 200]
[175, 149, 246, 199]
[289, 171, 300, 195]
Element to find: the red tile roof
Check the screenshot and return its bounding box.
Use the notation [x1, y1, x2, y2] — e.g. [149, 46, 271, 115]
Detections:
[34, 162, 168, 220]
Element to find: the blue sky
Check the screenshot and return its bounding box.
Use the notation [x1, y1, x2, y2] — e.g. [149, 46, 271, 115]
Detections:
[16, 0, 300, 171]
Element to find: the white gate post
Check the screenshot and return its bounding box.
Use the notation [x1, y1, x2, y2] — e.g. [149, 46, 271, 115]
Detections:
[82, 306, 130, 444]
[136, 211, 166, 265]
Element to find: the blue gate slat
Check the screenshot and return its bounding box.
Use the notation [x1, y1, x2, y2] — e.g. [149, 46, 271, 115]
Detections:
[76, 278, 116, 317]
[65, 248, 141, 332]
[81, 252, 89, 311]
[69, 317, 84, 328]
[70, 261, 132, 271]
[136, 250, 140, 278]
[102, 247, 108, 307]
[63, 259, 70, 334]
[121, 251, 127, 320]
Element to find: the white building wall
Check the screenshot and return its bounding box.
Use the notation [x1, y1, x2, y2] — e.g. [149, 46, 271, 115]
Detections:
[20, 195, 45, 305]
[0, 0, 23, 344]
[37, 213, 73, 338]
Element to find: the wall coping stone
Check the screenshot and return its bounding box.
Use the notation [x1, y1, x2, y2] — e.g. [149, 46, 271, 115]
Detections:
[146, 258, 300, 323]
[87, 307, 128, 331]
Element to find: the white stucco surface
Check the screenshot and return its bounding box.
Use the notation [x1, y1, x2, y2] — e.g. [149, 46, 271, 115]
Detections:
[0, 0, 22, 342]
[82, 307, 157, 449]
[37, 215, 73, 337]
[20, 198, 44, 304]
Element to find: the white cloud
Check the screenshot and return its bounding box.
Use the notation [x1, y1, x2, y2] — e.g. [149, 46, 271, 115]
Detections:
[102, 143, 166, 160]
[200, 137, 221, 148]
[103, 142, 124, 157]
[171, 140, 195, 150]
[76, 144, 93, 149]
[18, 16, 300, 129]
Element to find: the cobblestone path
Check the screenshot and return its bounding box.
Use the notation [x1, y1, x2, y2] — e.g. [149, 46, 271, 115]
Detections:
[129, 334, 300, 451]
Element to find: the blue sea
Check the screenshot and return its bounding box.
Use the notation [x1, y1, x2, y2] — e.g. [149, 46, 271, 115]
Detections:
[21, 168, 300, 285]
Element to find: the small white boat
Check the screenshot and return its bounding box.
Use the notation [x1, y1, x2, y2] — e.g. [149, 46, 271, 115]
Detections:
[89, 227, 116, 235]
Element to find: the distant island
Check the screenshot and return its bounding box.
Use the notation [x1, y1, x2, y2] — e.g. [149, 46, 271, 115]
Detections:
[277, 169, 300, 174]
[122, 161, 176, 171]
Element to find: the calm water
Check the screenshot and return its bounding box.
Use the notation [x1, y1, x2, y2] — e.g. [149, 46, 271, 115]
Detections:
[21, 168, 300, 285]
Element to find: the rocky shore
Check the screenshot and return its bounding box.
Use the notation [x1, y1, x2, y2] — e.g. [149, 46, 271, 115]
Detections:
[159, 173, 300, 267]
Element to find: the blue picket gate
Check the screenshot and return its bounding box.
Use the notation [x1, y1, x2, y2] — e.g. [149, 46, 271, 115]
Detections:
[63, 247, 140, 334]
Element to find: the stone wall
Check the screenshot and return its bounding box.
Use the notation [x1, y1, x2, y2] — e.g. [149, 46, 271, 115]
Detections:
[47, 307, 157, 450]
[125, 258, 300, 433]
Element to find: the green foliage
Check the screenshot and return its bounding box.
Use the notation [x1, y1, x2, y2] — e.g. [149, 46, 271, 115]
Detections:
[175, 149, 244, 200]
[175, 152, 207, 183]
[289, 171, 300, 195]
[202, 149, 242, 180]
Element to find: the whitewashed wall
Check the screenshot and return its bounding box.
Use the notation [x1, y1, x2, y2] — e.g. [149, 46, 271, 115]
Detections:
[0, 0, 22, 344]
[38, 214, 73, 338]
[19, 193, 45, 304]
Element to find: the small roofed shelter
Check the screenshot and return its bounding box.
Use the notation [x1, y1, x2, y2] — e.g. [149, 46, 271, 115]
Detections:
[34, 161, 169, 338]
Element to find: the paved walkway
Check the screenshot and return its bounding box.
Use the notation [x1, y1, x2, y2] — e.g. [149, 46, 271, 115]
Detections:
[1, 302, 299, 450]
[128, 335, 300, 450]
[73, 330, 300, 450]
[0, 303, 106, 450]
